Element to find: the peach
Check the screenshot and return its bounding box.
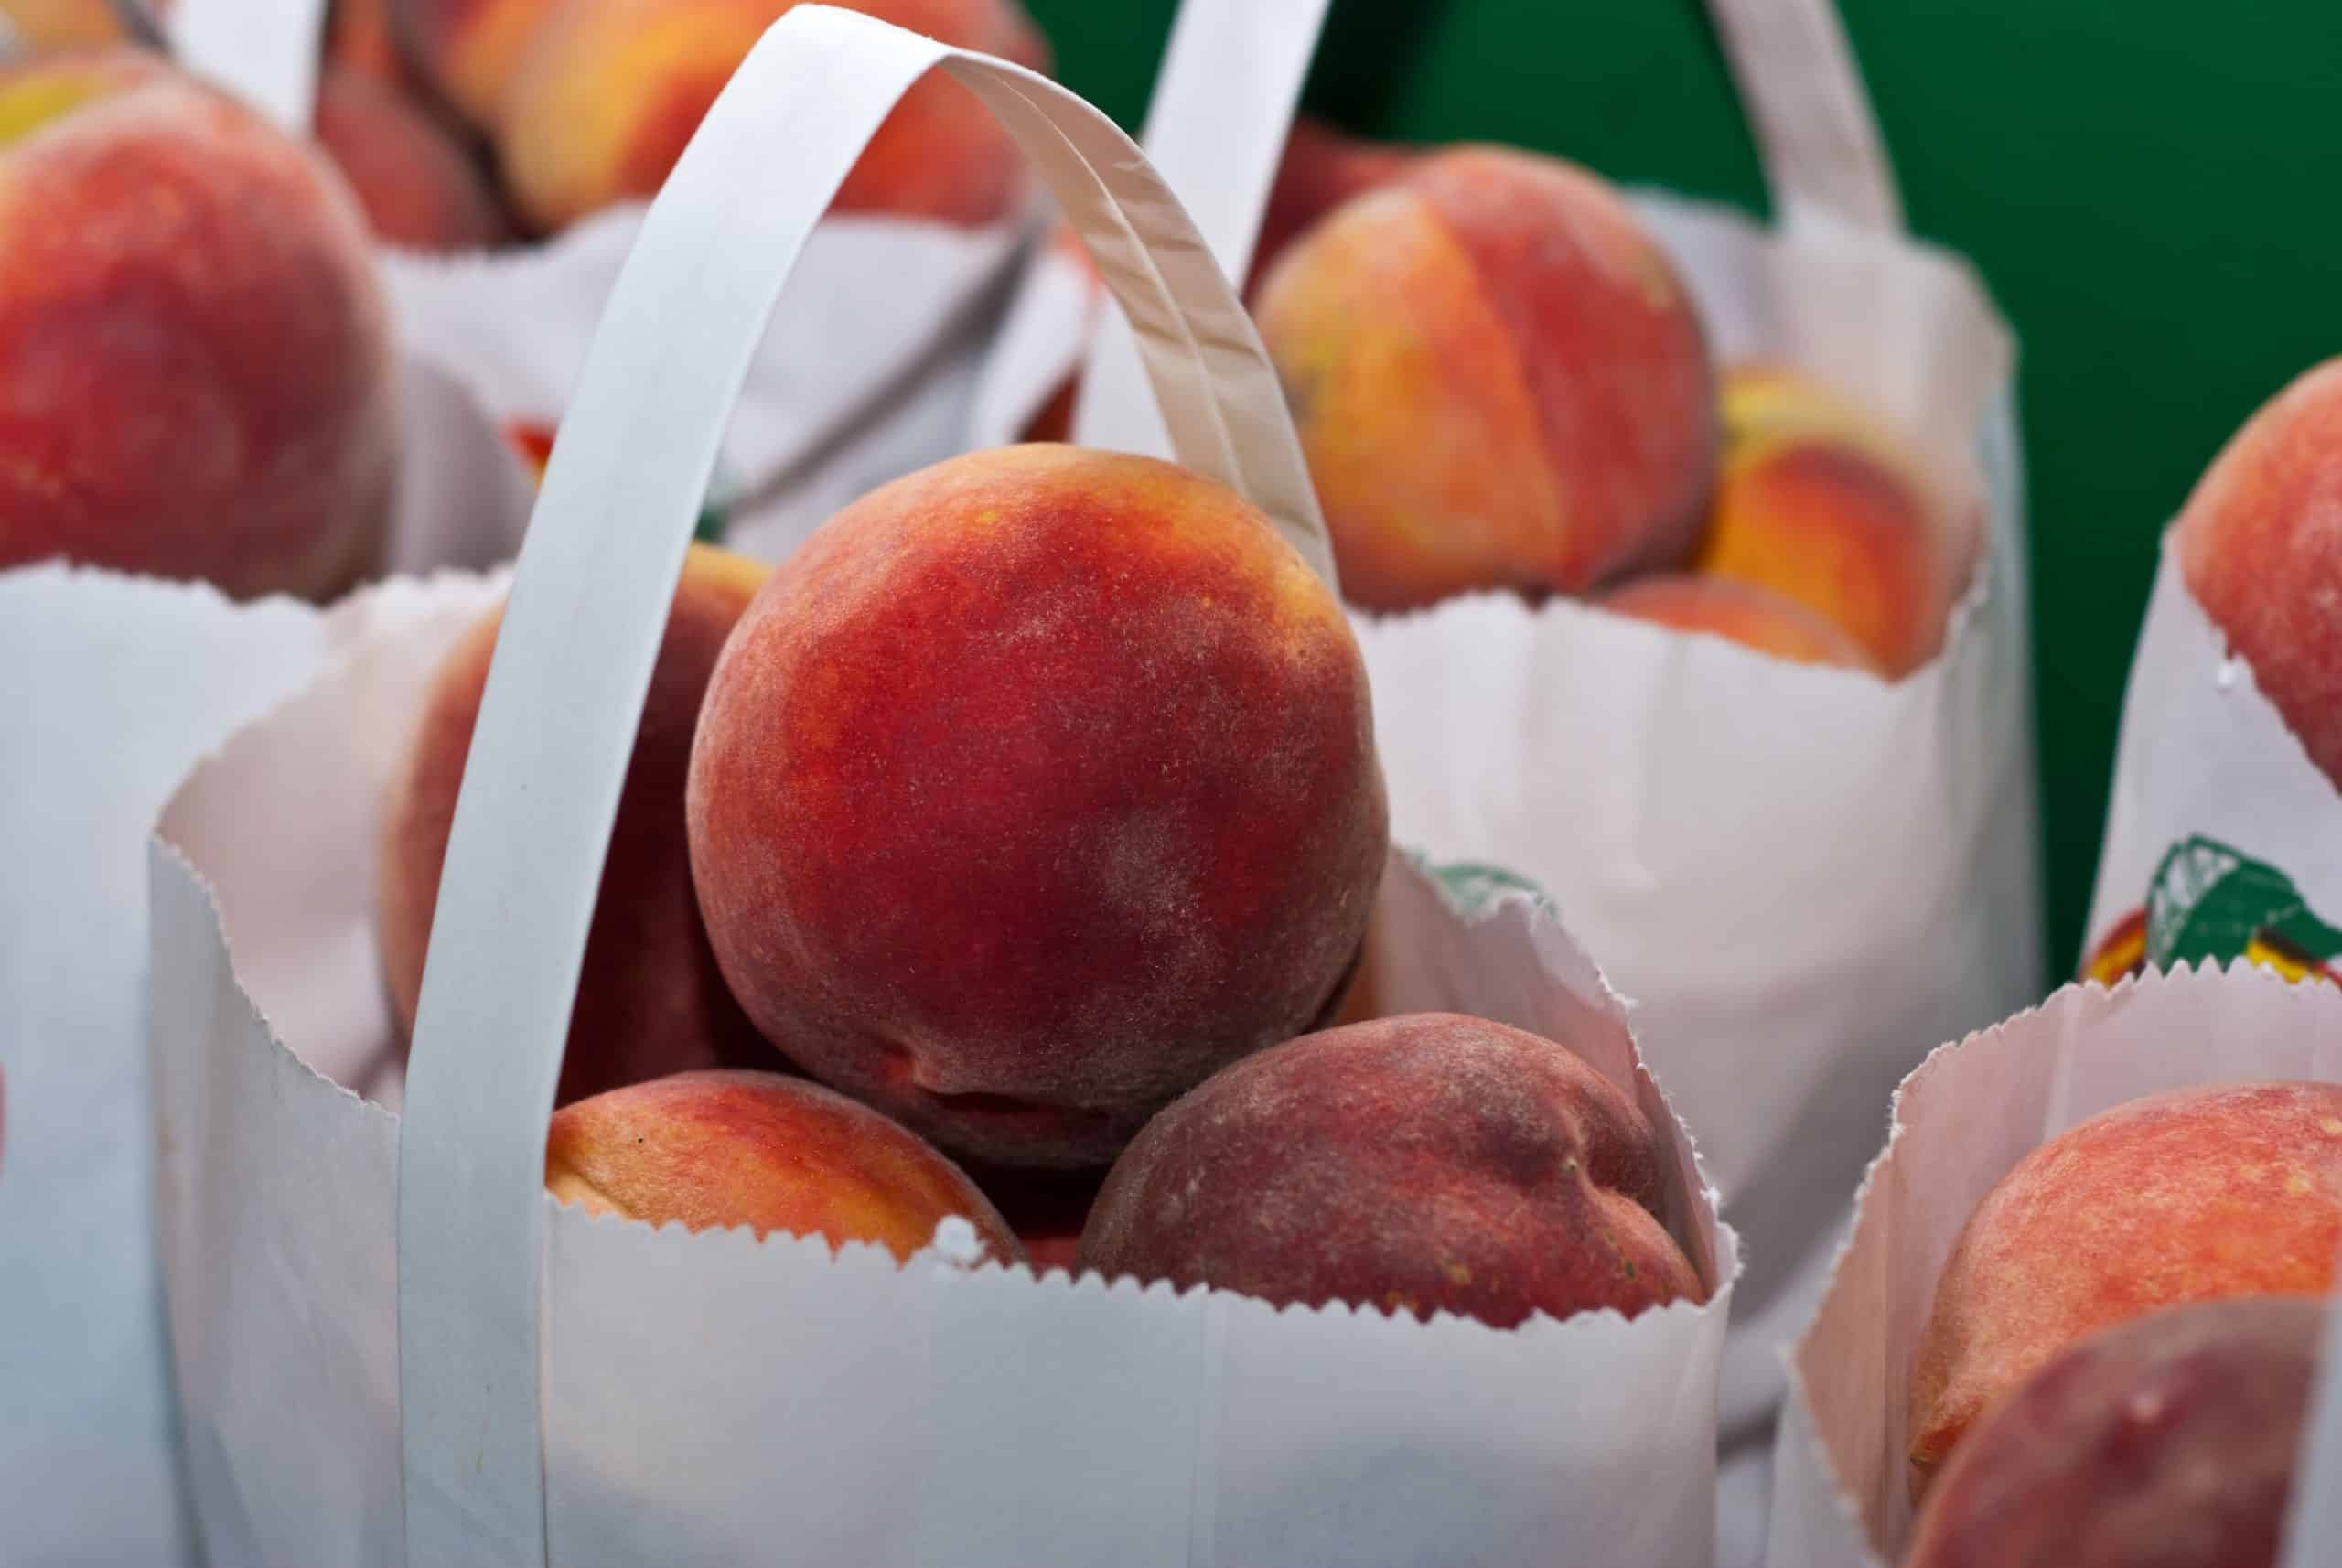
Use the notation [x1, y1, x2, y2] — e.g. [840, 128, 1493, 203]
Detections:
[1908, 1081, 2342, 1490]
[314, 65, 508, 249]
[2175, 358, 2342, 789]
[1, 0, 128, 48]
[380, 543, 777, 1106]
[546, 1069, 1023, 1262]
[1905, 1297, 2325, 1568]
[1244, 116, 1409, 299]
[686, 445, 1386, 1169]
[1252, 145, 1715, 611]
[1693, 362, 1970, 677]
[1079, 1013, 1704, 1327]
[1602, 574, 1875, 671]
[401, 0, 564, 130]
[0, 50, 395, 600]
[493, 0, 1049, 235]
[328, 0, 415, 87]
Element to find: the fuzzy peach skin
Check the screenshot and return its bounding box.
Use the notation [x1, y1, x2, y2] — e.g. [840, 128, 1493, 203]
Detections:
[380, 545, 777, 1105]
[1252, 145, 1716, 611]
[0, 51, 396, 599]
[2175, 358, 2342, 789]
[1079, 1013, 1704, 1328]
[400, 0, 564, 129]
[1, 0, 124, 47]
[314, 65, 509, 249]
[1694, 362, 1971, 677]
[1603, 574, 1875, 671]
[1244, 116, 1410, 299]
[1908, 1081, 2342, 1492]
[1905, 1297, 2324, 1568]
[687, 446, 1387, 1170]
[493, 0, 1047, 235]
[546, 1069, 1024, 1262]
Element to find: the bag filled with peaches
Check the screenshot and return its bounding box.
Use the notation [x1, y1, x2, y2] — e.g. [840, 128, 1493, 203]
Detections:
[145, 15, 1737, 1565]
[1764, 958, 2342, 1568]
[2081, 360, 2342, 999]
[38, 0, 1056, 550]
[964, 0, 2039, 1537]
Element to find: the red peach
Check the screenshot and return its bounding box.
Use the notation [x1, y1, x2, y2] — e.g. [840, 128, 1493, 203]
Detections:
[546, 1069, 1023, 1262]
[1905, 1297, 2326, 1568]
[686, 445, 1387, 1169]
[1695, 362, 1971, 677]
[0, 50, 396, 600]
[400, 0, 564, 130]
[2175, 357, 2342, 789]
[493, 0, 1049, 235]
[379, 544, 778, 1106]
[1078, 1012, 1706, 1328]
[1908, 1081, 2342, 1490]
[314, 65, 508, 250]
[1253, 145, 1716, 610]
[1244, 116, 1409, 299]
[1602, 574, 1876, 671]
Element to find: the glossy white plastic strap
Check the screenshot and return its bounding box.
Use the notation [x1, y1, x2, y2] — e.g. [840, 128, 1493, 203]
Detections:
[170, 0, 326, 131]
[1705, 0, 1902, 233]
[1069, 0, 1332, 456]
[395, 10, 1331, 1563]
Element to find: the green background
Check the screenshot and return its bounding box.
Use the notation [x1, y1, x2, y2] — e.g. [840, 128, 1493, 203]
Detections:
[1018, 0, 2342, 977]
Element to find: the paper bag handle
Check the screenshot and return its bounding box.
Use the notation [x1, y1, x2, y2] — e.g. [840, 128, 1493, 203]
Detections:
[1068, 0, 1332, 456]
[166, 0, 327, 132]
[1705, 0, 1902, 234]
[395, 11, 1332, 1563]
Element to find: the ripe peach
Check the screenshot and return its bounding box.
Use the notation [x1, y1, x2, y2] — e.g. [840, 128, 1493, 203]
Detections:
[380, 544, 776, 1106]
[1, 0, 124, 48]
[1908, 1081, 2342, 1490]
[1694, 362, 1971, 677]
[328, 0, 414, 87]
[546, 1069, 1023, 1262]
[401, 0, 564, 130]
[0, 51, 395, 600]
[1905, 1297, 2324, 1568]
[686, 445, 1386, 1170]
[2175, 358, 2342, 789]
[1079, 1013, 1705, 1327]
[1244, 116, 1409, 299]
[494, 0, 1049, 235]
[314, 66, 508, 249]
[1253, 145, 1715, 611]
[1602, 574, 1875, 671]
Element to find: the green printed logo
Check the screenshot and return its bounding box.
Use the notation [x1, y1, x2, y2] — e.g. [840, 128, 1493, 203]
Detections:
[2085, 834, 2342, 986]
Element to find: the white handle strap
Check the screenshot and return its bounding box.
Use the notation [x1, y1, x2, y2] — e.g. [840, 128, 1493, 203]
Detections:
[168, 0, 326, 132]
[1703, 0, 1902, 234]
[394, 11, 1332, 1563]
[1069, 0, 1332, 456]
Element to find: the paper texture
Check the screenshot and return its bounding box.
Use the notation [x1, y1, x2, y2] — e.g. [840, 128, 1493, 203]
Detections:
[0, 353, 530, 1568]
[1762, 963, 2342, 1566]
[148, 571, 1735, 1568]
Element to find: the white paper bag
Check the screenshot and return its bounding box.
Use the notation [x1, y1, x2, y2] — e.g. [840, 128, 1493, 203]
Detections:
[146, 15, 1736, 1565]
[171, 0, 1029, 558]
[0, 348, 532, 1568]
[1763, 963, 2342, 1567]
